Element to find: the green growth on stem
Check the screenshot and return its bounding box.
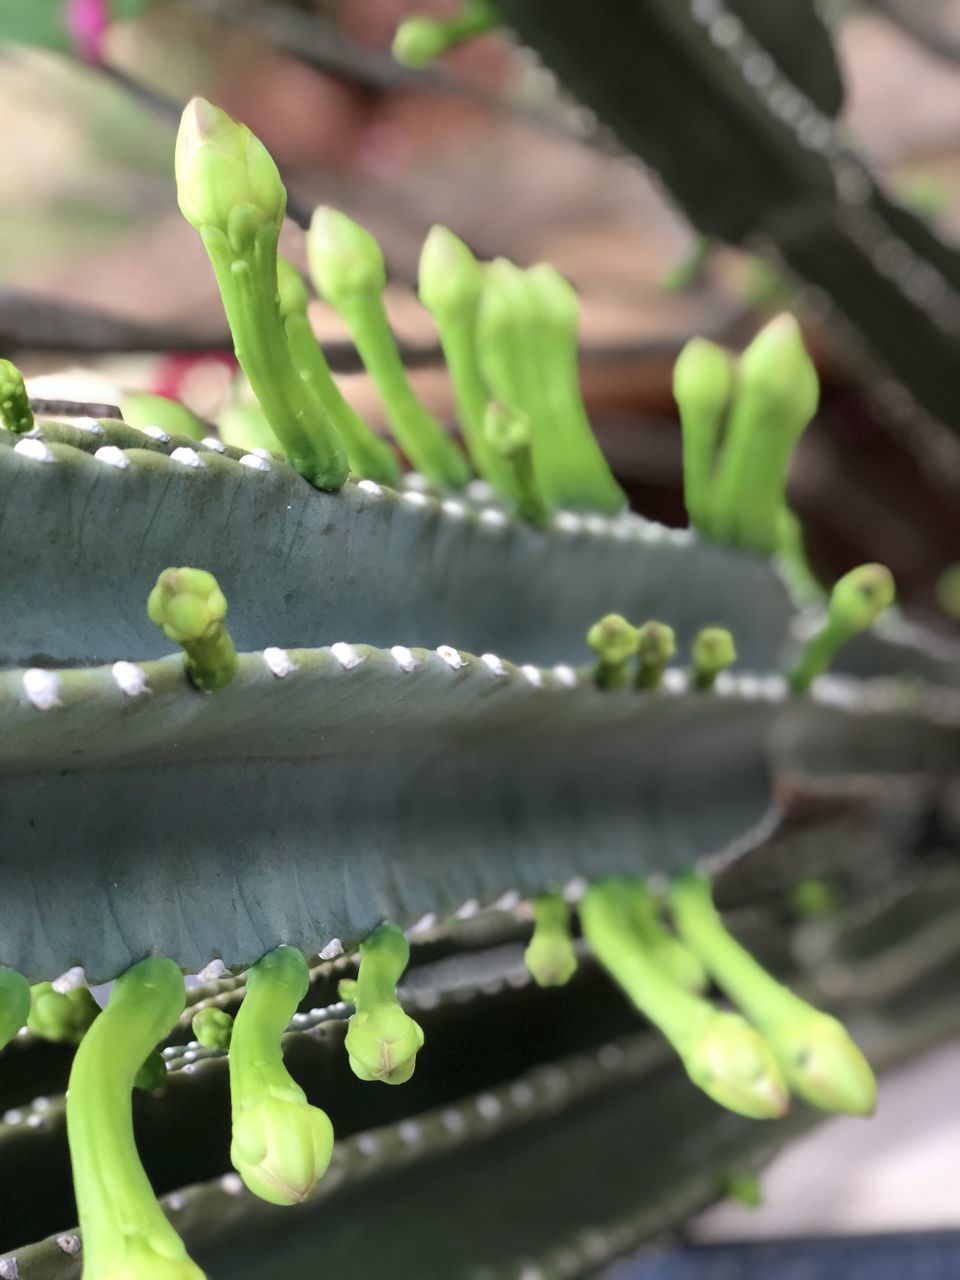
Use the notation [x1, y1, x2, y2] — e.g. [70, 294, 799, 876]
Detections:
[483, 401, 548, 524]
[276, 254, 400, 483]
[580, 880, 788, 1120]
[477, 258, 626, 514]
[28, 982, 100, 1045]
[66, 955, 203, 1279]
[635, 621, 676, 690]
[176, 98, 349, 489]
[524, 894, 578, 988]
[587, 613, 639, 690]
[120, 392, 206, 442]
[393, 0, 499, 67]
[690, 626, 736, 689]
[134, 1050, 168, 1093]
[0, 358, 34, 433]
[192, 1006, 234, 1052]
[622, 880, 707, 994]
[788, 563, 895, 694]
[344, 923, 425, 1085]
[307, 206, 470, 489]
[669, 874, 877, 1116]
[0, 968, 31, 1051]
[229, 946, 334, 1205]
[147, 567, 238, 693]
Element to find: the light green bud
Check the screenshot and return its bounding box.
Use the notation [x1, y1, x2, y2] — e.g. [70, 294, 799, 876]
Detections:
[828, 563, 895, 635]
[307, 207, 386, 304]
[192, 1006, 234, 1052]
[681, 1011, 789, 1120]
[0, 359, 34, 434]
[738, 313, 819, 424]
[345, 1003, 425, 1085]
[393, 16, 450, 67]
[231, 1089, 334, 1205]
[419, 224, 484, 317]
[524, 894, 578, 988]
[147, 568, 227, 646]
[587, 614, 640, 667]
[691, 626, 736, 688]
[28, 982, 99, 1044]
[769, 1009, 876, 1116]
[672, 338, 734, 435]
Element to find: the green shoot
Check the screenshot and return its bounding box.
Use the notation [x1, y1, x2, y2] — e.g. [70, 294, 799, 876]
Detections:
[690, 626, 736, 689]
[147, 567, 238, 693]
[192, 1006, 234, 1051]
[788, 564, 895, 694]
[586, 614, 639, 690]
[344, 923, 424, 1085]
[635, 621, 676, 690]
[393, 1, 499, 67]
[28, 982, 100, 1044]
[524, 894, 578, 987]
[483, 401, 548, 524]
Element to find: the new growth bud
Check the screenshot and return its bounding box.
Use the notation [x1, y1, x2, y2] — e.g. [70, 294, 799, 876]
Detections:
[788, 563, 895, 694]
[147, 567, 238, 693]
[682, 1010, 789, 1120]
[691, 627, 736, 689]
[587, 614, 639, 690]
[672, 337, 733, 534]
[635, 621, 676, 690]
[419, 224, 485, 318]
[345, 923, 424, 1085]
[524, 894, 578, 987]
[307, 207, 386, 302]
[0, 359, 34, 434]
[28, 982, 100, 1044]
[192, 1006, 234, 1052]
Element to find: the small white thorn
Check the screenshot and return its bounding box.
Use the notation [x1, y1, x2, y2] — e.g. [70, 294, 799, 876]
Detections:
[713, 672, 736, 697]
[407, 912, 437, 936]
[141, 425, 170, 442]
[55, 1236, 81, 1256]
[111, 661, 149, 697]
[357, 479, 383, 496]
[219, 1173, 245, 1196]
[475, 1093, 501, 1121]
[319, 938, 344, 961]
[251, 448, 273, 459]
[552, 664, 578, 688]
[479, 507, 509, 529]
[0, 1258, 20, 1278]
[520, 664, 543, 687]
[494, 889, 521, 912]
[94, 445, 129, 470]
[397, 1120, 422, 1146]
[456, 898, 480, 919]
[13, 437, 55, 463]
[167, 1193, 186, 1212]
[72, 417, 105, 435]
[466, 478, 496, 503]
[52, 966, 86, 994]
[262, 647, 297, 678]
[441, 499, 467, 519]
[201, 436, 225, 452]
[583, 515, 610, 536]
[402, 490, 430, 509]
[436, 645, 464, 670]
[196, 959, 230, 982]
[662, 669, 687, 694]
[390, 645, 418, 673]
[238, 453, 270, 471]
[356, 1132, 381, 1157]
[441, 1108, 466, 1135]
[403, 471, 430, 491]
[330, 642, 361, 670]
[22, 669, 61, 710]
[480, 653, 506, 676]
[553, 511, 583, 534]
[170, 446, 203, 468]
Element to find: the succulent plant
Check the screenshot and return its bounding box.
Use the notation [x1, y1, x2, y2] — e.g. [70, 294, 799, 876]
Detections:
[1, 96, 958, 1279]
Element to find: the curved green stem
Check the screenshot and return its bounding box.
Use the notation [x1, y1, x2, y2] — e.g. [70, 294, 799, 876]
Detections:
[0, 967, 30, 1050]
[345, 923, 424, 1085]
[622, 880, 706, 993]
[668, 874, 876, 1115]
[788, 563, 895, 694]
[66, 956, 202, 1278]
[524, 894, 578, 987]
[671, 337, 732, 533]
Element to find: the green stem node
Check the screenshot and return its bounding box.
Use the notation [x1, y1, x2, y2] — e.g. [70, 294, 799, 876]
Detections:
[788, 563, 895, 694]
[0, 359, 34, 433]
[524, 894, 578, 987]
[345, 923, 424, 1085]
[66, 956, 203, 1278]
[230, 946, 334, 1204]
[147, 567, 238, 693]
[192, 1006, 234, 1051]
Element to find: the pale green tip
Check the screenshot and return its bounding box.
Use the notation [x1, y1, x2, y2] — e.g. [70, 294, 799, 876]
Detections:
[276, 255, 311, 319]
[525, 895, 578, 988]
[175, 97, 285, 238]
[828, 563, 895, 634]
[0, 967, 30, 1049]
[147, 568, 227, 646]
[231, 1092, 334, 1204]
[192, 1006, 234, 1051]
[672, 338, 734, 437]
[691, 626, 736, 687]
[771, 1011, 877, 1116]
[345, 1004, 425, 1085]
[419, 224, 484, 316]
[393, 16, 450, 67]
[682, 1011, 789, 1120]
[28, 982, 99, 1044]
[134, 1050, 167, 1093]
[307, 206, 386, 303]
[739, 313, 819, 423]
[587, 614, 639, 667]
[0, 358, 34, 434]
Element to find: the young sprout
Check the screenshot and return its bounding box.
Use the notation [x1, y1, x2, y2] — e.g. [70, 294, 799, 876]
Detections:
[788, 563, 896, 694]
[28, 982, 100, 1044]
[307, 207, 470, 489]
[635, 621, 677, 690]
[66, 956, 204, 1279]
[580, 880, 788, 1120]
[0, 967, 31, 1051]
[230, 946, 334, 1204]
[120, 392, 206, 442]
[672, 337, 733, 533]
[483, 402, 548, 524]
[419, 226, 514, 493]
[690, 626, 736, 689]
[622, 880, 707, 994]
[134, 1051, 167, 1093]
[524, 894, 578, 988]
[710, 314, 819, 552]
[276, 255, 400, 484]
[587, 614, 639, 690]
[344, 923, 424, 1085]
[393, 0, 499, 67]
[669, 874, 877, 1116]
[147, 567, 238, 693]
[175, 98, 349, 489]
[192, 1006, 234, 1052]
[0, 358, 34, 433]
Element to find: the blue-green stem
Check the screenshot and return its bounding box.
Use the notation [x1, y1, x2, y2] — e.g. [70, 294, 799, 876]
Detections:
[230, 946, 334, 1204]
[345, 923, 424, 1085]
[669, 874, 876, 1115]
[580, 880, 787, 1119]
[524, 894, 578, 987]
[147, 567, 238, 693]
[66, 956, 203, 1278]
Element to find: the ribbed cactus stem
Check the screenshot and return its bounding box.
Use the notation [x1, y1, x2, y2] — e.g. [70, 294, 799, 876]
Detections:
[345, 923, 424, 1085]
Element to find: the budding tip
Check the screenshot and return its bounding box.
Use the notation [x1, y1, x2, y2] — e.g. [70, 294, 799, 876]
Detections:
[587, 614, 639, 665]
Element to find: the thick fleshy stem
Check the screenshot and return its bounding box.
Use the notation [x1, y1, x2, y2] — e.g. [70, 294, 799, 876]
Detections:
[580, 880, 788, 1120]
[690, 627, 736, 690]
[788, 563, 895, 694]
[622, 880, 707, 994]
[0, 968, 31, 1051]
[28, 982, 100, 1044]
[672, 337, 733, 533]
[66, 956, 204, 1279]
[587, 614, 639, 690]
[277, 255, 399, 484]
[0, 359, 34, 433]
[175, 98, 348, 489]
[709, 314, 819, 552]
[344, 923, 424, 1085]
[393, 0, 499, 67]
[147, 567, 238, 693]
[669, 874, 876, 1116]
[524, 894, 578, 988]
[419, 226, 515, 493]
[307, 207, 470, 489]
[229, 946, 334, 1204]
[192, 1006, 234, 1052]
[120, 392, 206, 442]
[483, 402, 548, 524]
[635, 621, 676, 690]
